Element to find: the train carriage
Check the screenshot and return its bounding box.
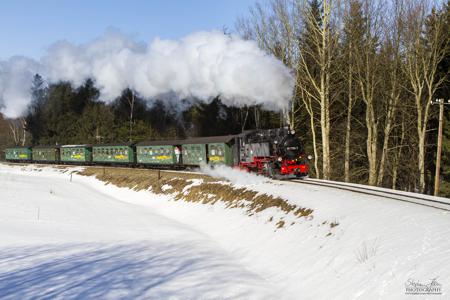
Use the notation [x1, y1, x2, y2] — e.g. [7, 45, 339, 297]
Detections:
[136, 141, 178, 165]
[32, 145, 60, 163]
[60, 145, 92, 163]
[5, 147, 32, 162]
[206, 139, 234, 167]
[182, 135, 235, 166]
[92, 144, 134, 164]
[182, 143, 207, 165]
[176, 136, 235, 166]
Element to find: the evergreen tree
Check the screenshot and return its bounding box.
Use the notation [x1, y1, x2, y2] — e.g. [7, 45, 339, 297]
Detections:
[40, 82, 77, 144]
[25, 74, 47, 144]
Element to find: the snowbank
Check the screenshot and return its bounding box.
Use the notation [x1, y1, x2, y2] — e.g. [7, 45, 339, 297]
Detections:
[1, 163, 449, 299]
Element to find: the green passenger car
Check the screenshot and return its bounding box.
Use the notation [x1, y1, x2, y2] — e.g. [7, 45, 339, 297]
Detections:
[182, 144, 207, 165]
[60, 145, 92, 163]
[179, 136, 235, 166]
[5, 147, 32, 161]
[32, 146, 60, 162]
[136, 143, 177, 165]
[207, 142, 233, 166]
[93, 144, 134, 164]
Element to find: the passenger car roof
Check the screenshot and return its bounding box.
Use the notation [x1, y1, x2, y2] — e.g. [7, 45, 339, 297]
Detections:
[137, 135, 236, 146]
[60, 144, 92, 148]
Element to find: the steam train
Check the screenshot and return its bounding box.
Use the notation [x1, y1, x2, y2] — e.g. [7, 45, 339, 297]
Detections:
[5, 127, 309, 179]
[237, 128, 310, 178]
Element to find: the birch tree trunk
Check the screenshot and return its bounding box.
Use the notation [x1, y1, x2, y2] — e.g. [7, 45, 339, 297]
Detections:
[377, 58, 401, 186]
[356, 43, 379, 186]
[344, 44, 353, 183]
[377, 3, 403, 186]
[392, 118, 406, 190]
[8, 122, 19, 145]
[403, 2, 448, 192]
[364, 100, 378, 186]
[302, 89, 320, 178]
[354, 0, 383, 186]
[297, 0, 334, 180]
[377, 98, 397, 186]
[21, 118, 27, 146]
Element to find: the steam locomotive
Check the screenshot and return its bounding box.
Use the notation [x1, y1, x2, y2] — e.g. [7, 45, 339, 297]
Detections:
[236, 128, 310, 179]
[5, 127, 310, 179]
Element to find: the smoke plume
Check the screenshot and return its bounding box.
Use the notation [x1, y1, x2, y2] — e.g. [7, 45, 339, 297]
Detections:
[0, 30, 294, 118]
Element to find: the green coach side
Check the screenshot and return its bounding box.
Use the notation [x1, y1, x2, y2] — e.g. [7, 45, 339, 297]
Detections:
[181, 135, 235, 166]
[32, 146, 60, 162]
[60, 145, 92, 163]
[136, 141, 177, 165]
[207, 142, 233, 166]
[92, 144, 134, 164]
[5, 147, 32, 161]
[182, 144, 207, 165]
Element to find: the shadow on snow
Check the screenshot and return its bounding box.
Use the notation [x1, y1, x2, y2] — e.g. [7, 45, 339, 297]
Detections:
[0, 241, 271, 300]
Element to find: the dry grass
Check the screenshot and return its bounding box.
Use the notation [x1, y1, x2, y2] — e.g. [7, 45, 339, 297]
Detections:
[276, 220, 285, 228]
[77, 166, 314, 227]
[330, 221, 339, 228]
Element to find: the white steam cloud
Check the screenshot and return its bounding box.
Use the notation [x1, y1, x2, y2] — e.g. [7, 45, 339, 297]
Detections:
[0, 30, 294, 118]
[200, 163, 269, 185]
[0, 57, 41, 118]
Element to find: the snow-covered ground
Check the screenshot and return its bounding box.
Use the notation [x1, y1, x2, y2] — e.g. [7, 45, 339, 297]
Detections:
[0, 163, 449, 299]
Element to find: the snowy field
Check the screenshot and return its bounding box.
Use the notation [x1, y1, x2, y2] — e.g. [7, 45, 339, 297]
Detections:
[0, 163, 449, 299]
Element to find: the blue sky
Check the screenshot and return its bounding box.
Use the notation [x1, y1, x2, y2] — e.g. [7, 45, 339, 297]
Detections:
[0, 0, 258, 59]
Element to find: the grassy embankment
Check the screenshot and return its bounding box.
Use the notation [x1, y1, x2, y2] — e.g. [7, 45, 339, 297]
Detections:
[78, 167, 314, 228]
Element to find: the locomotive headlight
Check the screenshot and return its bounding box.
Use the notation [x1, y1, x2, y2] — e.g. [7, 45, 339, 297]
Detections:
[278, 157, 282, 162]
[291, 130, 296, 135]
[307, 155, 313, 160]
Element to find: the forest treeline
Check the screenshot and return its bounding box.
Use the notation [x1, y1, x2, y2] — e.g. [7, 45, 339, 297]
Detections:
[0, 0, 449, 197]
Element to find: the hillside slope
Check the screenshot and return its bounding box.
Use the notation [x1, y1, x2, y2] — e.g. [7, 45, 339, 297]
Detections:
[0, 163, 449, 299]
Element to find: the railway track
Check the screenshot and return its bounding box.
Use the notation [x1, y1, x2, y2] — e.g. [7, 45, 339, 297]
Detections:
[291, 178, 450, 211]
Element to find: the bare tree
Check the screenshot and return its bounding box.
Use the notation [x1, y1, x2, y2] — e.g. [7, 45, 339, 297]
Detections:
[377, 0, 404, 186]
[7, 118, 28, 146]
[342, 0, 364, 182]
[297, 84, 321, 177]
[296, 0, 338, 180]
[402, 0, 448, 192]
